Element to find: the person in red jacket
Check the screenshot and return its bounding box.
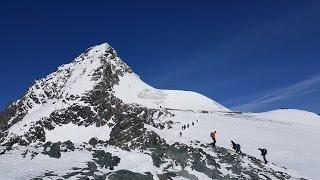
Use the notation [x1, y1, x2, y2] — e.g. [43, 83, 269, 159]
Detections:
[210, 131, 217, 147]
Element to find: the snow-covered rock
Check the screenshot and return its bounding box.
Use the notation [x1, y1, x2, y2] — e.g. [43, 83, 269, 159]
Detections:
[0, 43, 318, 179]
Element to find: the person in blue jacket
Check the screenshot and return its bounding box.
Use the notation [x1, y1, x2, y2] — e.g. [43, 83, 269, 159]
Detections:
[231, 141, 242, 154]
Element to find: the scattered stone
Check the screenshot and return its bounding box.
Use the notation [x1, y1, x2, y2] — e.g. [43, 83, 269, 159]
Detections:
[43, 142, 61, 158]
[92, 150, 120, 170]
[89, 137, 98, 147]
[108, 170, 153, 180]
[61, 140, 75, 152]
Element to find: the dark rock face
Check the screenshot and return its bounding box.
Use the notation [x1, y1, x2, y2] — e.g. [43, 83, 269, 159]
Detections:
[157, 172, 177, 180]
[108, 170, 154, 180]
[61, 140, 75, 152]
[43, 142, 61, 158]
[92, 150, 120, 170]
[41, 140, 75, 158]
[0, 101, 27, 131]
[150, 143, 224, 179]
[87, 161, 98, 172]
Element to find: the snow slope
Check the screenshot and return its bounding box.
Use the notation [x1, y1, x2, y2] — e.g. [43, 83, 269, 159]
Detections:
[149, 109, 320, 179]
[45, 123, 113, 143]
[113, 73, 229, 112]
[0, 145, 157, 180]
[4, 43, 228, 140]
[1, 43, 318, 179]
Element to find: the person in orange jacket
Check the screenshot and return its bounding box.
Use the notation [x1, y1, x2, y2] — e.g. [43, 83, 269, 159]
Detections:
[210, 131, 217, 147]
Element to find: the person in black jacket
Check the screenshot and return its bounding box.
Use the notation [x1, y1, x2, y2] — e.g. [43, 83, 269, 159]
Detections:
[231, 141, 242, 154]
[258, 148, 268, 164]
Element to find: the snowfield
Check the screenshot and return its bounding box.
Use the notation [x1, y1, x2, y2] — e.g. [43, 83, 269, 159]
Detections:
[0, 145, 157, 180]
[149, 109, 320, 179]
[113, 73, 229, 112]
[45, 123, 113, 143]
[1, 43, 319, 179]
[0, 146, 92, 180]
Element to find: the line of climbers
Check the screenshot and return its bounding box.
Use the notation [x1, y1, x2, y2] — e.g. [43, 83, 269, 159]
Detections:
[181, 120, 198, 131]
[210, 130, 268, 164]
[178, 122, 268, 164]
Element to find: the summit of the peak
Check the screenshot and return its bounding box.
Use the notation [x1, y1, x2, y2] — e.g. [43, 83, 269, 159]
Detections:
[84, 43, 113, 53]
[73, 42, 121, 65]
[89, 42, 111, 50]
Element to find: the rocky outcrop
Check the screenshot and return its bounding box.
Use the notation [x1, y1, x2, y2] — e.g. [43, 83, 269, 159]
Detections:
[0, 43, 306, 179]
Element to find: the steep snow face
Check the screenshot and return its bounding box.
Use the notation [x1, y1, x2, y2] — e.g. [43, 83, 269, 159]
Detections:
[7, 100, 65, 137]
[2, 43, 317, 179]
[3, 42, 228, 140]
[113, 73, 229, 111]
[3, 43, 133, 141]
[24, 43, 111, 102]
[150, 109, 320, 179]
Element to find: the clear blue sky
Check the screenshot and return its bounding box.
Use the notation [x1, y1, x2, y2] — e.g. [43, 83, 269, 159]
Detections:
[1, 1, 320, 113]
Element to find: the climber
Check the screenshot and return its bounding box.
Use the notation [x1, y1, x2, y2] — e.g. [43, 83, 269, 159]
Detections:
[179, 132, 182, 137]
[210, 131, 217, 147]
[192, 122, 194, 126]
[187, 124, 189, 128]
[258, 148, 268, 164]
[231, 141, 242, 154]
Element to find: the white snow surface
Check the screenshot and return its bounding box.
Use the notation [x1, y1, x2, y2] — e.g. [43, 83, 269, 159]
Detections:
[7, 100, 67, 137]
[149, 109, 320, 179]
[5, 44, 108, 138]
[2, 43, 320, 179]
[6, 43, 228, 140]
[0, 142, 302, 180]
[0, 146, 92, 180]
[0, 145, 159, 180]
[113, 73, 229, 112]
[45, 123, 113, 143]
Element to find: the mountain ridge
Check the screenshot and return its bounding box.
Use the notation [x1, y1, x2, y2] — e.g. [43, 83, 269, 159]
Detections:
[0, 43, 318, 179]
[0, 42, 228, 143]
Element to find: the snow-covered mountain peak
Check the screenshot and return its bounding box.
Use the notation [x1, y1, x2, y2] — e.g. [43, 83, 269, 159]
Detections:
[26, 42, 131, 99]
[0, 43, 318, 179]
[76, 43, 113, 61]
[86, 42, 111, 52]
[0, 43, 133, 135]
[0, 43, 228, 138]
[70, 42, 131, 73]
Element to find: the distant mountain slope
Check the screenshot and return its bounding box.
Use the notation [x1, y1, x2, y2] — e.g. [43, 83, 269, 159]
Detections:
[113, 73, 229, 111]
[0, 43, 316, 179]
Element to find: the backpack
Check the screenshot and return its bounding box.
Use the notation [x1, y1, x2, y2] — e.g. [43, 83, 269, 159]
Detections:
[235, 144, 241, 151]
[261, 149, 267, 155]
